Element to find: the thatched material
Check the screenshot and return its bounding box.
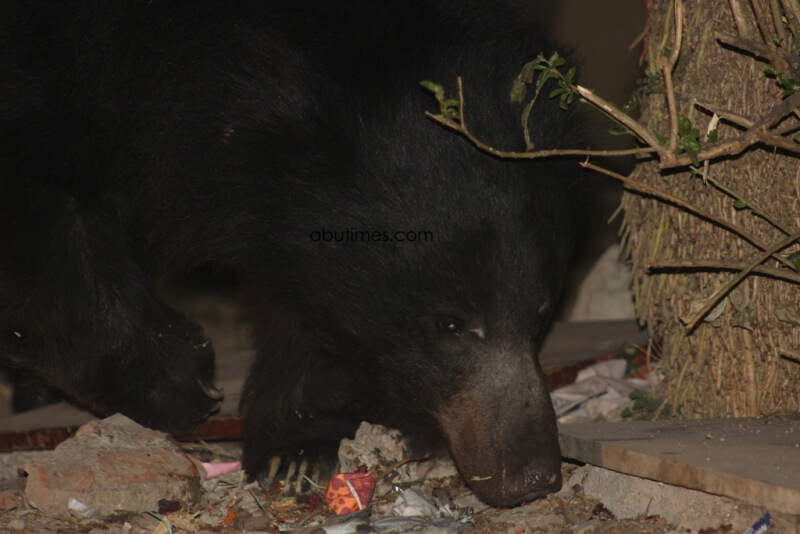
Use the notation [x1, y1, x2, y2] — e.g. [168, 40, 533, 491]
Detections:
[622, 0, 800, 417]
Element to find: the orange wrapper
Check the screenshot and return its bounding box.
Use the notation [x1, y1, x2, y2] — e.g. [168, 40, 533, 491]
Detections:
[324, 472, 376, 515]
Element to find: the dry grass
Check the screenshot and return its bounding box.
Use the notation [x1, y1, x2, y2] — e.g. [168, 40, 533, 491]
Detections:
[621, 0, 800, 418]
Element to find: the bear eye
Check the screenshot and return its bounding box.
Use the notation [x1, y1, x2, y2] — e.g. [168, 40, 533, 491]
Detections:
[437, 318, 462, 334]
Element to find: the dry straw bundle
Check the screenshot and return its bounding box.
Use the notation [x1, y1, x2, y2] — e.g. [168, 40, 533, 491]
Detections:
[622, 0, 800, 418]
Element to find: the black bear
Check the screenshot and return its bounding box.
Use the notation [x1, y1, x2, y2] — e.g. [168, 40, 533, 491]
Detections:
[1, 0, 586, 507]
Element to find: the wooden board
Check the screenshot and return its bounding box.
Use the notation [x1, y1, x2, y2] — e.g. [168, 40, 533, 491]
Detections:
[559, 416, 800, 514]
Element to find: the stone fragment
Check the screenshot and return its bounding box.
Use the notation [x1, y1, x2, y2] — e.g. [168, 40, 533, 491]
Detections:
[337, 422, 458, 496]
[24, 414, 202, 517]
[570, 465, 798, 532]
[0, 488, 22, 511]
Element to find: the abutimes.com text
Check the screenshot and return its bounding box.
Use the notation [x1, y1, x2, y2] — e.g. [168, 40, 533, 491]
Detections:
[309, 228, 433, 243]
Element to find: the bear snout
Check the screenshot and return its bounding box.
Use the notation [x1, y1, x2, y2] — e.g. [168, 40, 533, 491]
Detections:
[436, 355, 562, 508]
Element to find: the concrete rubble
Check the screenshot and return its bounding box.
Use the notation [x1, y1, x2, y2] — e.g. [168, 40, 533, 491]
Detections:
[23, 413, 202, 517]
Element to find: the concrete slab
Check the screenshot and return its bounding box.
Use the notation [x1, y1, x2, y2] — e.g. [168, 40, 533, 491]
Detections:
[559, 416, 800, 514]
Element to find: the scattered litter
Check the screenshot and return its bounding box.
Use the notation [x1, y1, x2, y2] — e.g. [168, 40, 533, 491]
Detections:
[67, 497, 100, 517]
[295, 509, 371, 534]
[146, 511, 173, 534]
[324, 471, 376, 515]
[200, 460, 241, 480]
[312, 487, 474, 533]
[370, 515, 473, 533]
[741, 512, 773, 534]
[390, 487, 438, 517]
[338, 422, 458, 498]
[379, 486, 473, 533]
[551, 359, 649, 421]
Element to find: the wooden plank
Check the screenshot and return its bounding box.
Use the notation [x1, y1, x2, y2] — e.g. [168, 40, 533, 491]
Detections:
[559, 416, 800, 514]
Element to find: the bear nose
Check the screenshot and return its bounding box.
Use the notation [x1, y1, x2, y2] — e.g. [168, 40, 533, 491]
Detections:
[504, 465, 563, 505]
[465, 451, 563, 508]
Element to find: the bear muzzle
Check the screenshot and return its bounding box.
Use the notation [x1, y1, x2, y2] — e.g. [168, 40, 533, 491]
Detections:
[435, 354, 562, 508]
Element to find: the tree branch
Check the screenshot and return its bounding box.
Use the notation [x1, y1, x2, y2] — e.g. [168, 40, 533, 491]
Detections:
[581, 161, 798, 271]
[647, 259, 800, 284]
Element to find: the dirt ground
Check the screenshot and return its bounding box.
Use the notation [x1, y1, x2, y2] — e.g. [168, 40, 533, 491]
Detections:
[0, 453, 687, 534]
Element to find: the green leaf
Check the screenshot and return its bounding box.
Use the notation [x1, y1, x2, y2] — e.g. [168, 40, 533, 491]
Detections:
[765, 64, 777, 76]
[534, 70, 550, 91]
[787, 250, 800, 271]
[780, 73, 800, 91]
[519, 59, 537, 84]
[608, 124, 631, 135]
[444, 107, 460, 120]
[510, 79, 527, 103]
[733, 198, 749, 209]
[419, 80, 442, 94]
[548, 87, 567, 98]
[677, 116, 692, 135]
[706, 129, 718, 142]
[687, 148, 700, 166]
[564, 66, 576, 84]
[621, 93, 638, 114]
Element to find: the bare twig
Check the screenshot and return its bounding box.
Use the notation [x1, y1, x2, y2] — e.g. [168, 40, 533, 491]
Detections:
[574, 85, 664, 152]
[755, 129, 800, 152]
[728, 0, 756, 37]
[779, 347, 800, 363]
[746, 86, 800, 131]
[694, 99, 800, 153]
[715, 31, 773, 58]
[782, 0, 800, 35]
[690, 166, 794, 234]
[659, 90, 800, 168]
[425, 78, 656, 160]
[581, 161, 798, 271]
[749, 0, 774, 44]
[456, 77, 467, 132]
[647, 259, 800, 284]
[694, 99, 754, 127]
[663, 0, 684, 152]
[666, 0, 684, 70]
[684, 230, 800, 331]
[426, 110, 654, 160]
[770, 0, 787, 44]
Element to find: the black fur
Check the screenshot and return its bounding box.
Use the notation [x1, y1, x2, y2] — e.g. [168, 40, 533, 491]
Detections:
[1, 0, 586, 507]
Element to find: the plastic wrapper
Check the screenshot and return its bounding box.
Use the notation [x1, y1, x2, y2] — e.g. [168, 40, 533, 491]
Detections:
[324, 471, 376, 515]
